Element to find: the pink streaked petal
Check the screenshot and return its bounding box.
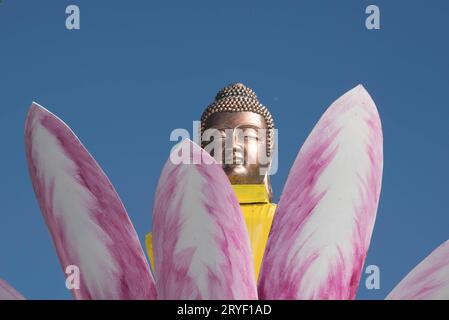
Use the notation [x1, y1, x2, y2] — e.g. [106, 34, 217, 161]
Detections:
[152, 140, 257, 299]
[0, 279, 25, 300]
[387, 240, 449, 300]
[24, 103, 156, 300]
[258, 85, 383, 300]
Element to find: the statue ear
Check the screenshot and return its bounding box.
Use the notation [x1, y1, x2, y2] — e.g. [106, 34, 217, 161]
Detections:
[197, 121, 203, 147]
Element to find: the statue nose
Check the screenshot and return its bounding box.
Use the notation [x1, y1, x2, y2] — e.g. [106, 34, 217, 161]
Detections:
[233, 144, 244, 154]
[222, 134, 244, 164]
[233, 145, 245, 164]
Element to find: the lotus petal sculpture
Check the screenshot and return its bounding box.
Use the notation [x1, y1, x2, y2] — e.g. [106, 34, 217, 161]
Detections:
[2, 85, 449, 300]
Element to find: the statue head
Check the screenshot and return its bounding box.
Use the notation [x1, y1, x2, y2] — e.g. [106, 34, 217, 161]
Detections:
[200, 83, 275, 200]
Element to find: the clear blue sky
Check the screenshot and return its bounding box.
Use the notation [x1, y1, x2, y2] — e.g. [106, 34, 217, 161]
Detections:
[1, 1, 448, 299]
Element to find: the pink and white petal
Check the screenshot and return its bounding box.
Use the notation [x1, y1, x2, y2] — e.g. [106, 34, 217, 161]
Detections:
[24, 103, 156, 300]
[0, 279, 25, 300]
[258, 85, 383, 300]
[152, 140, 257, 299]
[387, 240, 449, 300]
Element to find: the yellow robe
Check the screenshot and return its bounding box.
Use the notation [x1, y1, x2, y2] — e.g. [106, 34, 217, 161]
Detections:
[145, 184, 276, 280]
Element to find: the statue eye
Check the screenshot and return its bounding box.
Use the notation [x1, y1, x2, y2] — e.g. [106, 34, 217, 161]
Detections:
[243, 128, 259, 141]
[247, 135, 259, 141]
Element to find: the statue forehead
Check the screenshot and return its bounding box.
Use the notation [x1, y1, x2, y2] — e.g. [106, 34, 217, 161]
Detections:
[204, 112, 267, 129]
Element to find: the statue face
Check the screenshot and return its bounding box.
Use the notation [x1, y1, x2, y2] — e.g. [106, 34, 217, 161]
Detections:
[203, 112, 270, 185]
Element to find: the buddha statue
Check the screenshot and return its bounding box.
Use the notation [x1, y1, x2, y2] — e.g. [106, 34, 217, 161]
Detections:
[146, 83, 276, 280]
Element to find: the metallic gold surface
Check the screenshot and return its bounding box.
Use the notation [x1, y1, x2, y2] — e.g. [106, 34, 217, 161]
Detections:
[201, 83, 275, 157]
[204, 111, 269, 186]
[201, 83, 275, 198]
